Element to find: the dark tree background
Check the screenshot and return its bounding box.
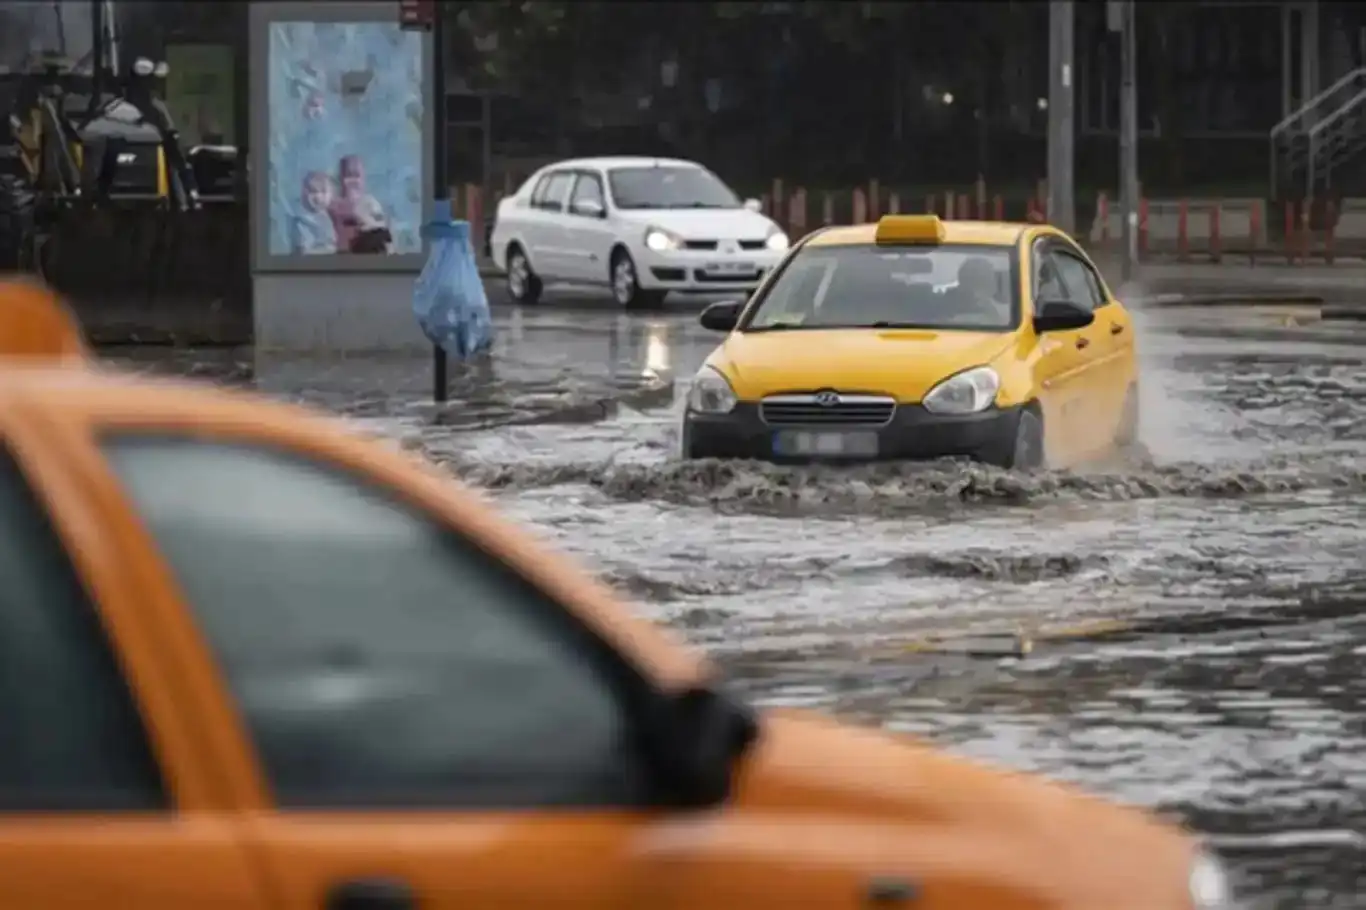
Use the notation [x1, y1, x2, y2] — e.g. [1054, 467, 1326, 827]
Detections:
[95, 1, 1366, 200]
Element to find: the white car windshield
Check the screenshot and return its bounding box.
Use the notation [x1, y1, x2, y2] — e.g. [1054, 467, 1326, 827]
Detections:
[745, 244, 1019, 332]
[607, 166, 740, 210]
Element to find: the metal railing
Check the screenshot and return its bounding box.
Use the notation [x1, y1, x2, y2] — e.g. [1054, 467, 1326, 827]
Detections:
[1306, 91, 1366, 194]
[1269, 67, 1366, 194]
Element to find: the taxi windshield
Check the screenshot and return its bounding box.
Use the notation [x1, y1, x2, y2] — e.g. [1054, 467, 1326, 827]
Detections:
[744, 244, 1020, 332]
[607, 166, 741, 210]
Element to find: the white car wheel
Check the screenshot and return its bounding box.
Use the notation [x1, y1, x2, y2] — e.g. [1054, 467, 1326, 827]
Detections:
[611, 250, 665, 310]
[506, 245, 542, 305]
[612, 255, 637, 305]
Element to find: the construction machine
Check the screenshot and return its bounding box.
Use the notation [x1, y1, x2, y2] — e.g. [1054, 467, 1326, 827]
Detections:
[0, 0, 211, 274]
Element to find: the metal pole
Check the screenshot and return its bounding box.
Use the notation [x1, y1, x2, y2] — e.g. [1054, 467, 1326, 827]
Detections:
[432, 1, 449, 404]
[1046, 0, 1076, 236]
[1118, 0, 1139, 283]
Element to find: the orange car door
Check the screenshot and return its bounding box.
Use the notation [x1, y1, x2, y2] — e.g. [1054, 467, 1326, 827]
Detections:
[0, 414, 265, 910]
[91, 429, 684, 910]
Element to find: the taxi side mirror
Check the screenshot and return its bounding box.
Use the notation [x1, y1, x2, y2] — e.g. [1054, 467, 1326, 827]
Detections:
[1032, 298, 1095, 334]
[699, 299, 743, 332]
[742, 198, 763, 213]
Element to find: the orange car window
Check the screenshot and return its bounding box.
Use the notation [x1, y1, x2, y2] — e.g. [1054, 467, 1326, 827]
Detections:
[0, 445, 166, 811]
[101, 435, 656, 810]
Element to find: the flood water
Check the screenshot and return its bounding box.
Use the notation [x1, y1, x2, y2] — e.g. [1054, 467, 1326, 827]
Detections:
[108, 301, 1366, 908]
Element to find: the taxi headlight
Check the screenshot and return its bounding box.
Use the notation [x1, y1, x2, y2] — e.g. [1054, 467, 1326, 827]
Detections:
[922, 366, 1000, 415]
[765, 227, 790, 251]
[1189, 850, 1235, 909]
[644, 226, 682, 252]
[687, 366, 737, 414]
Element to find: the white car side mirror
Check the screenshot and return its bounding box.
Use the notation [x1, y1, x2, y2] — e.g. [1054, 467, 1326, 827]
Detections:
[743, 198, 762, 213]
[572, 199, 605, 218]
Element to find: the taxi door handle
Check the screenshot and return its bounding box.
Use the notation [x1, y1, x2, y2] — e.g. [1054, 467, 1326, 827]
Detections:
[327, 878, 415, 910]
[1110, 322, 1125, 335]
[1075, 336, 1090, 350]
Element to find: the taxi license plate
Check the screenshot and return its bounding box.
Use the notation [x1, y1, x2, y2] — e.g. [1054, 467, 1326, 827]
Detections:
[704, 261, 754, 274]
[773, 430, 879, 458]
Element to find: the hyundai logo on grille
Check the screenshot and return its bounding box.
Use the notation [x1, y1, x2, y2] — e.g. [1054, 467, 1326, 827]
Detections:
[116, 152, 137, 164]
[814, 390, 841, 407]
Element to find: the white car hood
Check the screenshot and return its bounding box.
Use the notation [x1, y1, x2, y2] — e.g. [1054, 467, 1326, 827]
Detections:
[614, 208, 778, 241]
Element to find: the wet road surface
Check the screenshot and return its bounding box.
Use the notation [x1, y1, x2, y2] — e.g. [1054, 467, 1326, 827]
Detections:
[107, 299, 1366, 907]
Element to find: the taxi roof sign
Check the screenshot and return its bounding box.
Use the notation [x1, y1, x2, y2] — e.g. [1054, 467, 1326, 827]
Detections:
[875, 214, 946, 245]
[0, 278, 89, 362]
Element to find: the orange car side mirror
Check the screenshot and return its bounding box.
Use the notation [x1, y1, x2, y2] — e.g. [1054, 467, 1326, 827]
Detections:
[648, 685, 758, 807]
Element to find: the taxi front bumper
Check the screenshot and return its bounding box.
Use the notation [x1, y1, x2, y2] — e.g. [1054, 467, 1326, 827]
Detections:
[682, 402, 1025, 465]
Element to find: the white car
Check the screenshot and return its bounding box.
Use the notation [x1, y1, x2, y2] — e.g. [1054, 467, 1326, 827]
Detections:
[488, 156, 790, 309]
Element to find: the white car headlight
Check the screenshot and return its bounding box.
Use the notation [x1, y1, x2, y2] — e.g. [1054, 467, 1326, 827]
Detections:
[765, 227, 790, 251]
[922, 366, 1000, 415]
[686, 366, 737, 414]
[132, 57, 154, 76]
[644, 226, 682, 252]
[1189, 850, 1235, 909]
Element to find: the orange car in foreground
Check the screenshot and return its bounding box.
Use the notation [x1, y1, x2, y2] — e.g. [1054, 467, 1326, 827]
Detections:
[0, 279, 1232, 909]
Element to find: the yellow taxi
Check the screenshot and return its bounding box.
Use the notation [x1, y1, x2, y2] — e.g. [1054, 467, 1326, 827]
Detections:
[0, 278, 1230, 910]
[684, 215, 1137, 468]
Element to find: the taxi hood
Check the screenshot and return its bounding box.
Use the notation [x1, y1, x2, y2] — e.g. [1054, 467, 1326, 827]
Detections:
[723, 710, 1197, 908]
[713, 328, 1017, 401]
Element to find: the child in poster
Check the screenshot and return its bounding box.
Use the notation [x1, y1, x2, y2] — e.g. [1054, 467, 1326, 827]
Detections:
[291, 171, 339, 255]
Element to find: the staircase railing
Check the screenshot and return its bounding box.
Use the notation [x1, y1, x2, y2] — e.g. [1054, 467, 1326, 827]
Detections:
[1306, 90, 1366, 193]
[1269, 67, 1366, 193]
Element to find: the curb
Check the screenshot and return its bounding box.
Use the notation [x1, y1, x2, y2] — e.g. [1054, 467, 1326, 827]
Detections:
[1320, 305, 1366, 322]
[429, 379, 675, 429]
[892, 601, 1366, 660]
[1136, 293, 1325, 309]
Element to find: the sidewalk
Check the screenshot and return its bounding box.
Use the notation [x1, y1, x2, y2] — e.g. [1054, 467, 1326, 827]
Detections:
[1090, 254, 1366, 304]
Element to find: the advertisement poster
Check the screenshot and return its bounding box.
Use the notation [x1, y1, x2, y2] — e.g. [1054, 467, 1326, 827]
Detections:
[266, 21, 423, 257]
[164, 44, 236, 147]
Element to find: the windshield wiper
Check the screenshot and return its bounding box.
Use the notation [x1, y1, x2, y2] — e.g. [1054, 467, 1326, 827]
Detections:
[667, 202, 732, 209]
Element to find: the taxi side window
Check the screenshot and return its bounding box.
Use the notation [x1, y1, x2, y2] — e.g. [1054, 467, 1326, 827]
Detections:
[1033, 246, 1070, 303]
[0, 446, 166, 811]
[101, 436, 651, 810]
[1050, 250, 1107, 313]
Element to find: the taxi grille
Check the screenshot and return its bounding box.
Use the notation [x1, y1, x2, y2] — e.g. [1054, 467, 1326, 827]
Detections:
[760, 393, 896, 426]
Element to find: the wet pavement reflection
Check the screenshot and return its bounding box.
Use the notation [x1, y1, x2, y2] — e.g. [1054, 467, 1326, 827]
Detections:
[105, 301, 1366, 907]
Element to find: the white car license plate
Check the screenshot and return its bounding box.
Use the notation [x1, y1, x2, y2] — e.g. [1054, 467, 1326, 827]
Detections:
[704, 261, 754, 275]
[774, 430, 879, 458]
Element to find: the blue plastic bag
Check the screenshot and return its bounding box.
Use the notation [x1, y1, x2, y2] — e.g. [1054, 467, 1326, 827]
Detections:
[412, 212, 494, 359]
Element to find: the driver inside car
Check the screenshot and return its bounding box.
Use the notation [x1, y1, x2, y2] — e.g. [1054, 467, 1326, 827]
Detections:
[949, 256, 1009, 324]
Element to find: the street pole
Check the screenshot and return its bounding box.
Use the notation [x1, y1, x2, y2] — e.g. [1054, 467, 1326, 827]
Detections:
[431, 1, 449, 403]
[1117, 0, 1139, 284]
[1046, 0, 1075, 235]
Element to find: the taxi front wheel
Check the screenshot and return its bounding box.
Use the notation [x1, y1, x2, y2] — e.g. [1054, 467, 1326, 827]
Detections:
[1000, 408, 1045, 471]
